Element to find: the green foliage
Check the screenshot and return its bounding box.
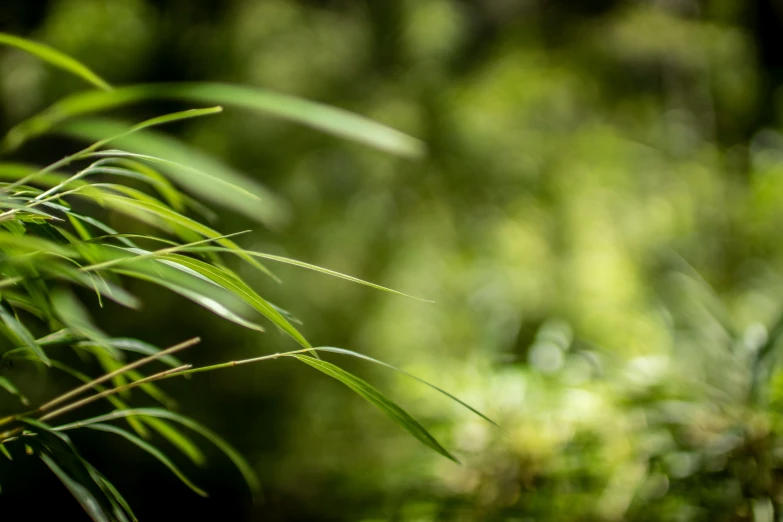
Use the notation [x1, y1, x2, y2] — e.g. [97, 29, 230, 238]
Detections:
[0, 32, 490, 520]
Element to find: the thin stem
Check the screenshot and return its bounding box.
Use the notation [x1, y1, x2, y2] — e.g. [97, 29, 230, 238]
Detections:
[161, 347, 316, 378]
[39, 337, 199, 413]
[77, 231, 250, 274]
[0, 347, 317, 444]
[1, 151, 90, 195]
[0, 185, 89, 223]
[0, 337, 199, 430]
[39, 364, 192, 423]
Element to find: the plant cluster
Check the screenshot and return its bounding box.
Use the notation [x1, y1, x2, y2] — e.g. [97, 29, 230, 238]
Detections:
[0, 33, 493, 520]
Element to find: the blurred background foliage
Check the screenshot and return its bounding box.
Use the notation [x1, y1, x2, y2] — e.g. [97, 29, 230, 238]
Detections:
[4, 0, 783, 520]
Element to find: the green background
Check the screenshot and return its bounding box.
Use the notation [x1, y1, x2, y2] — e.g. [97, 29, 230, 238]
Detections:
[3, 0, 783, 520]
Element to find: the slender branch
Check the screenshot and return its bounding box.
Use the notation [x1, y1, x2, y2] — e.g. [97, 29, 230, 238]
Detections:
[39, 364, 192, 423]
[77, 231, 250, 274]
[38, 337, 200, 413]
[159, 347, 316, 378]
[0, 346, 315, 444]
[0, 185, 90, 222]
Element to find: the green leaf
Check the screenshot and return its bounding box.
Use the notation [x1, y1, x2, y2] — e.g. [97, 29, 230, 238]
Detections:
[112, 266, 266, 333]
[0, 32, 111, 91]
[159, 253, 309, 348]
[0, 230, 74, 257]
[0, 303, 50, 366]
[190, 247, 432, 302]
[0, 376, 29, 405]
[40, 453, 111, 522]
[50, 288, 109, 345]
[170, 83, 426, 158]
[0, 443, 12, 461]
[86, 107, 224, 153]
[4, 83, 425, 158]
[92, 158, 186, 211]
[141, 417, 206, 467]
[23, 419, 117, 522]
[55, 408, 261, 499]
[66, 125, 288, 228]
[85, 423, 207, 497]
[76, 338, 185, 368]
[75, 188, 277, 280]
[44, 359, 150, 438]
[312, 347, 501, 430]
[291, 355, 458, 463]
[93, 468, 139, 522]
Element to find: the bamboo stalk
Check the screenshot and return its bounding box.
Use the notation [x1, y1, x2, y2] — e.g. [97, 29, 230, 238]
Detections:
[38, 337, 200, 413]
[39, 364, 192, 423]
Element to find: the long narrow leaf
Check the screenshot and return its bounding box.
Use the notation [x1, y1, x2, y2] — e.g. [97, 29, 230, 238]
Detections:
[0, 376, 29, 405]
[40, 453, 111, 522]
[66, 126, 288, 228]
[4, 83, 424, 157]
[74, 187, 277, 280]
[0, 32, 111, 91]
[23, 419, 117, 522]
[291, 355, 458, 463]
[0, 303, 50, 365]
[112, 267, 266, 333]
[189, 246, 432, 302]
[85, 423, 207, 497]
[55, 407, 261, 498]
[158, 253, 309, 347]
[312, 347, 500, 430]
[91, 468, 137, 522]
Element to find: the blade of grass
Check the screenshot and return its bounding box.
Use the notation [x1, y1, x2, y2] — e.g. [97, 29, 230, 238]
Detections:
[3, 83, 425, 158]
[157, 253, 309, 348]
[0, 303, 50, 366]
[312, 347, 501, 430]
[0, 376, 29, 406]
[91, 468, 137, 522]
[55, 407, 261, 499]
[0, 32, 111, 91]
[85, 423, 207, 497]
[37, 337, 199, 414]
[40, 453, 111, 522]
[111, 267, 267, 333]
[62, 126, 288, 228]
[292, 355, 458, 463]
[189, 246, 433, 302]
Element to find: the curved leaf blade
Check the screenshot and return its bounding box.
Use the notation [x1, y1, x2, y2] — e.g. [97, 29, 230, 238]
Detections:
[112, 267, 266, 333]
[0, 303, 50, 366]
[291, 355, 458, 463]
[0, 376, 29, 405]
[55, 407, 261, 499]
[85, 423, 207, 497]
[0, 32, 111, 91]
[4, 83, 424, 158]
[313, 347, 501, 430]
[40, 453, 111, 522]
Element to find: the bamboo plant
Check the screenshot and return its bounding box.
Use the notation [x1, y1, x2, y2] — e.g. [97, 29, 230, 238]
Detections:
[0, 33, 495, 521]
